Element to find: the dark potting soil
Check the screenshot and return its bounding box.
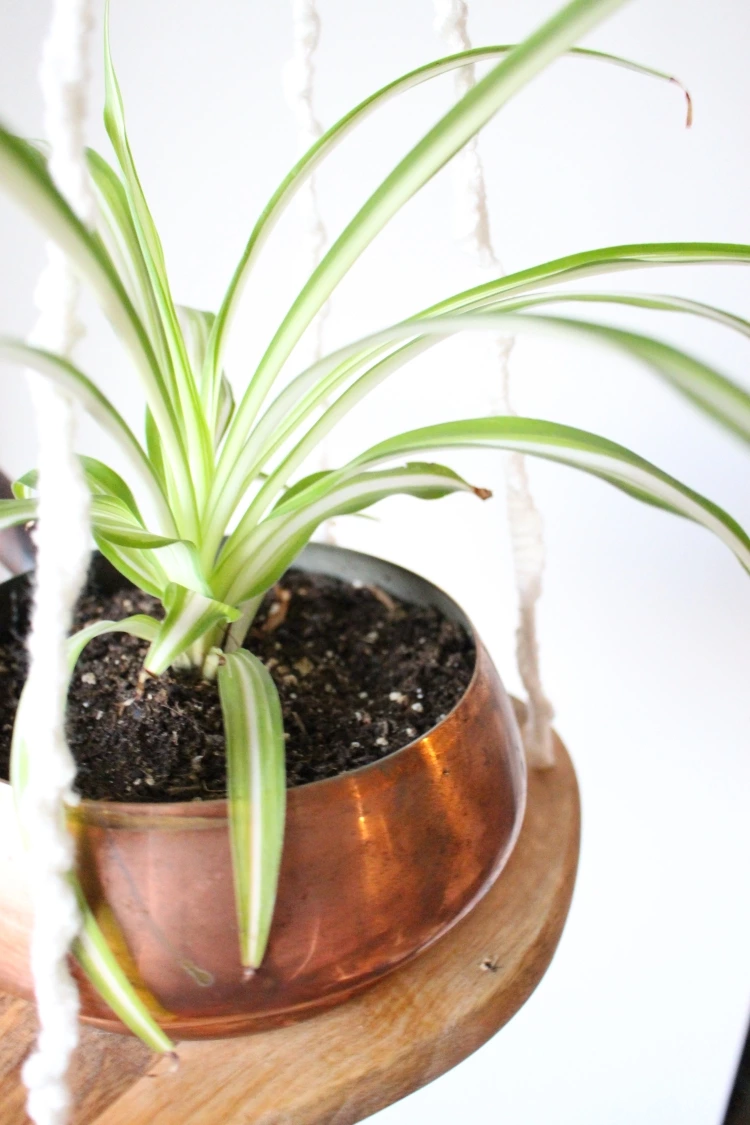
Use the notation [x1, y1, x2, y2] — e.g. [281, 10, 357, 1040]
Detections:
[0, 567, 475, 801]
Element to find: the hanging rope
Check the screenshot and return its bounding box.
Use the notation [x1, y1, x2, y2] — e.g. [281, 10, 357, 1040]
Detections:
[282, 0, 336, 543]
[433, 0, 555, 768]
[21, 1, 95, 1122]
[283, 0, 328, 364]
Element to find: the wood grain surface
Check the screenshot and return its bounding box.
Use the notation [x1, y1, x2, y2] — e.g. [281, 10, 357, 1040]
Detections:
[0, 734, 579, 1125]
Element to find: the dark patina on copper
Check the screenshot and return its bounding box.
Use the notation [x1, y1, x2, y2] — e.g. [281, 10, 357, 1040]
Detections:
[0, 545, 526, 1039]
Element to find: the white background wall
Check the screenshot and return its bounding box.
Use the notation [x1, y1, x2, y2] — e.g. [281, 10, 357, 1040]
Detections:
[1, 1, 749, 1122]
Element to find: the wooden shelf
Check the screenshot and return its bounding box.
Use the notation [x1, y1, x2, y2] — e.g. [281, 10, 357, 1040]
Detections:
[0, 736, 579, 1125]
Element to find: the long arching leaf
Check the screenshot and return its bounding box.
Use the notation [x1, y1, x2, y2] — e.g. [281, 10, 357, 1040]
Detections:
[211, 0, 629, 516]
[0, 122, 192, 518]
[349, 417, 750, 572]
[86, 147, 173, 380]
[208, 240, 750, 549]
[103, 5, 212, 500]
[420, 242, 750, 319]
[205, 40, 689, 398]
[215, 463, 487, 602]
[0, 336, 175, 533]
[216, 305, 750, 563]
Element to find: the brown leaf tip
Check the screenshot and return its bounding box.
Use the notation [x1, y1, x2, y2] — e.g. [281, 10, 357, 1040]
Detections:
[670, 77, 693, 128]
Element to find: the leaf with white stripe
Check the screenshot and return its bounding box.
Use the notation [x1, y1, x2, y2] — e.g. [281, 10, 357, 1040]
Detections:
[86, 147, 172, 378]
[0, 335, 174, 532]
[14, 456, 139, 515]
[176, 306, 214, 391]
[0, 122, 190, 499]
[91, 496, 180, 549]
[103, 9, 212, 498]
[348, 418, 750, 573]
[414, 243, 750, 335]
[221, 295, 750, 560]
[0, 498, 35, 531]
[205, 38, 689, 392]
[176, 305, 234, 445]
[72, 879, 175, 1052]
[218, 649, 286, 970]
[92, 529, 210, 603]
[216, 463, 487, 602]
[144, 584, 240, 675]
[94, 537, 169, 600]
[79, 456, 141, 518]
[213, 0, 630, 516]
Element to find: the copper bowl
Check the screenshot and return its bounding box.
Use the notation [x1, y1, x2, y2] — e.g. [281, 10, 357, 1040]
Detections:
[0, 544, 526, 1039]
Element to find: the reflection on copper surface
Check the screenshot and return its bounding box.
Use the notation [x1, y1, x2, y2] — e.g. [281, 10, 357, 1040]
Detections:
[420, 734, 443, 782]
[106, 831, 214, 988]
[286, 911, 323, 983]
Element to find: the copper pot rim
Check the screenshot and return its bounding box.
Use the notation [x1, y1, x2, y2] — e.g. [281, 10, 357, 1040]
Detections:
[1, 544, 496, 823]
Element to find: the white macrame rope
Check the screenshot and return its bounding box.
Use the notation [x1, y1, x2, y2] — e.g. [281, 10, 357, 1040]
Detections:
[282, 0, 336, 543]
[22, 1, 95, 1123]
[434, 0, 555, 768]
[282, 0, 328, 363]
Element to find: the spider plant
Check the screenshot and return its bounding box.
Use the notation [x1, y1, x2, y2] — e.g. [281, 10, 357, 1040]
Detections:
[1, 0, 749, 1050]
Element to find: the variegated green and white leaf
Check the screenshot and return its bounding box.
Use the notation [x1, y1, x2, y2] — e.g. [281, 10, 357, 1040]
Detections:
[214, 375, 235, 448]
[0, 498, 35, 531]
[536, 314, 750, 444]
[176, 305, 234, 444]
[11, 470, 38, 501]
[15, 463, 207, 598]
[238, 246, 750, 512]
[7, 487, 180, 555]
[144, 584, 240, 675]
[90, 496, 180, 549]
[421, 242, 750, 319]
[94, 536, 169, 600]
[79, 456, 141, 518]
[176, 305, 215, 389]
[348, 418, 750, 572]
[72, 879, 175, 1052]
[212, 0, 630, 521]
[219, 304, 750, 556]
[484, 289, 750, 339]
[205, 38, 689, 393]
[0, 335, 174, 532]
[0, 123, 190, 502]
[216, 463, 487, 602]
[94, 531, 209, 602]
[67, 615, 161, 667]
[234, 243, 750, 486]
[103, 9, 212, 497]
[86, 147, 172, 380]
[217, 650, 285, 969]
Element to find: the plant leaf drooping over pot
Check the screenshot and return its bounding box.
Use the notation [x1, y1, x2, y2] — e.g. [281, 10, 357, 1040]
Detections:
[1, 0, 750, 1048]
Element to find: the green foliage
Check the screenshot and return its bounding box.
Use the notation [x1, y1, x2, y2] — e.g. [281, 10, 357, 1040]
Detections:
[1, 0, 748, 1044]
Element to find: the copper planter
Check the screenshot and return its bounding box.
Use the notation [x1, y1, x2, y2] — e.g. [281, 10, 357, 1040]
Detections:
[0, 544, 526, 1039]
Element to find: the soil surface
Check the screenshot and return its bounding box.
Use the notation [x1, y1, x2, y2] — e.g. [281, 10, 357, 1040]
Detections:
[0, 567, 475, 801]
